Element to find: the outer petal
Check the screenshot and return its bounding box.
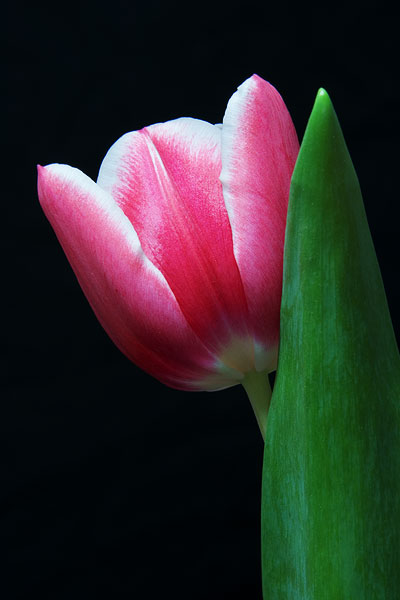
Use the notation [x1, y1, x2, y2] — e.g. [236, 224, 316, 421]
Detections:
[97, 118, 255, 372]
[37, 164, 243, 390]
[220, 75, 299, 368]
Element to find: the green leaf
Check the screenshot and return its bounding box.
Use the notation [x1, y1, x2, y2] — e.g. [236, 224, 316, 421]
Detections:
[261, 89, 400, 599]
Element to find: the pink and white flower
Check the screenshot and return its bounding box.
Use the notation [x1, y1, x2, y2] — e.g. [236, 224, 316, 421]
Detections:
[37, 75, 299, 391]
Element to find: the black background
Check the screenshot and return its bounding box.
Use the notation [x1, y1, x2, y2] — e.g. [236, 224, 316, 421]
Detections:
[4, 1, 399, 598]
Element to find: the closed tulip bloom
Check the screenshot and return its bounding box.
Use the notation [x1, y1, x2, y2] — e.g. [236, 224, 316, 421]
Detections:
[38, 75, 299, 435]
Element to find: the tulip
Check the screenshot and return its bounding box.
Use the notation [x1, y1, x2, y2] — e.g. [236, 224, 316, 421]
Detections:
[37, 75, 299, 437]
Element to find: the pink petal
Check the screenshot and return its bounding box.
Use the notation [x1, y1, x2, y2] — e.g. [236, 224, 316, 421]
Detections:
[220, 75, 299, 368]
[97, 118, 254, 368]
[37, 164, 243, 390]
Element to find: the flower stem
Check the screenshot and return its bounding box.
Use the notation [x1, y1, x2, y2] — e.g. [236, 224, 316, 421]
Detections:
[241, 371, 272, 441]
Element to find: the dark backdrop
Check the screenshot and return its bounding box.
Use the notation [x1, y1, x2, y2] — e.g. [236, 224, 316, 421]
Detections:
[4, 1, 399, 598]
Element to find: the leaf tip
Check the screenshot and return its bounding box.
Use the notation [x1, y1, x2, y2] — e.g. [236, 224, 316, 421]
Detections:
[314, 87, 333, 112]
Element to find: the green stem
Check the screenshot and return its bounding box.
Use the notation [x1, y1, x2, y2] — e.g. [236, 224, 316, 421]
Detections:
[241, 371, 272, 441]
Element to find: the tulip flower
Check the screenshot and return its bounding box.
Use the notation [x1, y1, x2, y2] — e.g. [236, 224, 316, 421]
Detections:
[37, 75, 299, 436]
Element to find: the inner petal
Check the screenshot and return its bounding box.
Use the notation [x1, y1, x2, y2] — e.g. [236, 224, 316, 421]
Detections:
[97, 118, 252, 362]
